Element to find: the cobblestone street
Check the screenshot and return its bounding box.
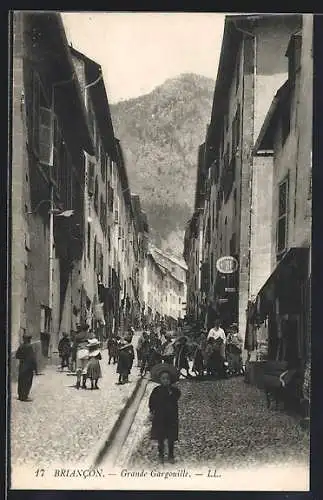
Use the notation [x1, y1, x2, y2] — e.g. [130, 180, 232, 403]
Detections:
[127, 377, 310, 470]
[10, 349, 140, 468]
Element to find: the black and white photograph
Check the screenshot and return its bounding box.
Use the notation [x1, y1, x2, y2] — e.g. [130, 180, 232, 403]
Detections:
[9, 11, 311, 491]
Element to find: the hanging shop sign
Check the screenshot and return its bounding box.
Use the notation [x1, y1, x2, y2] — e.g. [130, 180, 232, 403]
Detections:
[216, 256, 239, 274]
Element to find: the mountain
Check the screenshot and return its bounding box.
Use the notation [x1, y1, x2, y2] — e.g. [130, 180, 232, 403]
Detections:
[110, 73, 215, 258]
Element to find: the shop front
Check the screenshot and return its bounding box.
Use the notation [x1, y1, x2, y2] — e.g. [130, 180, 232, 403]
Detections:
[245, 247, 310, 390]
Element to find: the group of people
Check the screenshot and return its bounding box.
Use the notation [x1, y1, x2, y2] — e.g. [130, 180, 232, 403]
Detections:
[136, 329, 193, 379]
[191, 319, 244, 379]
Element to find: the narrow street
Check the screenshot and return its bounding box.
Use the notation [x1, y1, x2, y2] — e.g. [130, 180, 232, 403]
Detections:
[10, 12, 313, 493]
[10, 349, 141, 468]
[125, 377, 310, 470]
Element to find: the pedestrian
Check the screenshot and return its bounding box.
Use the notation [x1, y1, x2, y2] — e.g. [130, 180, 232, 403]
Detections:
[205, 337, 217, 377]
[86, 344, 102, 390]
[15, 333, 38, 402]
[301, 357, 311, 429]
[207, 318, 226, 360]
[148, 338, 163, 372]
[226, 324, 243, 376]
[117, 337, 135, 384]
[192, 343, 204, 377]
[128, 326, 135, 342]
[149, 363, 181, 464]
[140, 331, 151, 376]
[75, 323, 90, 390]
[107, 336, 118, 365]
[175, 336, 192, 378]
[70, 330, 77, 372]
[161, 333, 175, 365]
[58, 332, 71, 371]
[136, 331, 147, 367]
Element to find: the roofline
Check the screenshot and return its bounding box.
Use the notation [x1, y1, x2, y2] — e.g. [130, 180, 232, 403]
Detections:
[23, 12, 95, 156]
[69, 46, 101, 69]
[208, 14, 302, 148]
[253, 79, 289, 153]
[70, 45, 117, 159]
[150, 246, 187, 270]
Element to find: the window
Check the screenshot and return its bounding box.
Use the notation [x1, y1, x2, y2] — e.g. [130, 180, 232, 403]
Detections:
[99, 250, 104, 278]
[230, 233, 236, 256]
[234, 188, 237, 216]
[100, 196, 107, 232]
[211, 252, 214, 284]
[52, 116, 63, 184]
[224, 144, 229, 171]
[87, 97, 96, 146]
[212, 201, 215, 231]
[232, 105, 240, 158]
[88, 161, 95, 196]
[94, 177, 99, 213]
[108, 182, 114, 212]
[87, 223, 91, 260]
[224, 217, 228, 253]
[277, 176, 289, 256]
[94, 236, 97, 270]
[236, 53, 240, 93]
[32, 72, 53, 165]
[100, 143, 106, 182]
[224, 114, 228, 133]
[107, 225, 111, 252]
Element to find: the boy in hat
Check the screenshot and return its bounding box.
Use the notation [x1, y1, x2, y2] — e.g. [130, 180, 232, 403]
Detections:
[15, 333, 38, 401]
[149, 364, 181, 464]
[107, 336, 118, 365]
[117, 336, 135, 384]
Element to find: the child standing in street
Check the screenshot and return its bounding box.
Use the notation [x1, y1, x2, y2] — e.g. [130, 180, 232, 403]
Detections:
[86, 350, 102, 389]
[149, 364, 181, 464]
[86, 339, 102, 390]
[117, 337, 135, 384]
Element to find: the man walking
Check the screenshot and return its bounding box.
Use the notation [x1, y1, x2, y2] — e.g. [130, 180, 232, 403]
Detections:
[58, 332, 71, 371]
[15, 334, 38, 401]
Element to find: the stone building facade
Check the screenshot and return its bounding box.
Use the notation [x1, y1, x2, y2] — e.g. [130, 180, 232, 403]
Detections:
[11, 13, 155, 378]
[11, 12, 95, 373]
[187, 14, 302, 342]
[250, 14, 312, 367]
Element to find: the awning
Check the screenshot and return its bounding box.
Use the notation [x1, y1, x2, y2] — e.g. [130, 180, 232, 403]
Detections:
[253, 247, 309, 322]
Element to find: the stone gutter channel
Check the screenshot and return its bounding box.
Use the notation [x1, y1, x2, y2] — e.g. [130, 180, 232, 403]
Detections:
[87, 375, 150, 468]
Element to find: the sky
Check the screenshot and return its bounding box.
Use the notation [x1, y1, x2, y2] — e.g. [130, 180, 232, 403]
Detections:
[62, 12, 225, 104]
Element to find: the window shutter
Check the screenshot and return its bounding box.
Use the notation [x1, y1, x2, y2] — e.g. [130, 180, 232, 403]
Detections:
[39, 107, 53, 165]
[32, 71, 40, 154]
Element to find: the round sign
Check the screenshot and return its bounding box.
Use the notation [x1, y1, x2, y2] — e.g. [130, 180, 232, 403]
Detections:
[216, 256, 238, 274]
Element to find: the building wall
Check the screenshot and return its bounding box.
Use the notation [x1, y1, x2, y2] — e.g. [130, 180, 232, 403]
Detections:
[294, 15, 312, 249]
[271, 16, 312, 269]
[200, 16, 302, 343]
[12, 11, 28, 352]
[249, 155, 274, 298]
